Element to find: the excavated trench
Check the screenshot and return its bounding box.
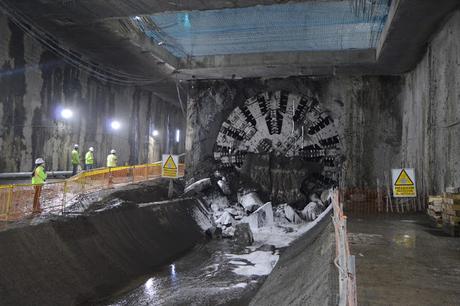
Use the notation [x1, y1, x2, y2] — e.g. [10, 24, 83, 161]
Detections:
[0, 179, 337, 305]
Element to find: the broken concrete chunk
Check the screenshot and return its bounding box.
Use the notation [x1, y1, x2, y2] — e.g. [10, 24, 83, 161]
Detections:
[217, 177, 232, 195]
[234, 223, 254, 246]
[184, 178, 212, 194]
[288, 198, 308, 211]
[284, 205, 303, 224]
[245, 202, 274, 231]
[320, 189, 332, 205]
[224, 207, 239, 216]
[238, 191, 264, 212]
[301, 201, 325, 221]
[205, 226, 222, 239]
[222, 226, 236, 238]
[215, 211, 235, 227]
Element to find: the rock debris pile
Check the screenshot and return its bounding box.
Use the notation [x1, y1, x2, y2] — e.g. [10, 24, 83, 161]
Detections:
[185, 172, 332, 245]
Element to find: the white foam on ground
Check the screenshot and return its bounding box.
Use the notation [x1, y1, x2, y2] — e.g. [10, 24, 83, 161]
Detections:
[251, 204, 333, 248]
[229, 260, 247, 265]
[226, 251, 280, 276]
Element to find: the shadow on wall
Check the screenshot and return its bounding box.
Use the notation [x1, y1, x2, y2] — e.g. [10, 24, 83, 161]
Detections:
[239, 153, 328, 204]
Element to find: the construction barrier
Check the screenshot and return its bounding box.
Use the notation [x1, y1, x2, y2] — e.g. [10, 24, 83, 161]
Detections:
[340, 187, 427, 214]
[332, 189, 357, 306]
[0, 162, 185, 222]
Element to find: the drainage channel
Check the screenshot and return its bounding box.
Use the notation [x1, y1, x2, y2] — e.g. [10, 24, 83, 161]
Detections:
[95, 240, 271, 306]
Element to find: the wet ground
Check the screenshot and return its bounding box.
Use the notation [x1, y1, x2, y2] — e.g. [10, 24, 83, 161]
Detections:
[96, 239, 277, 306]
[348, 213, 460, 306]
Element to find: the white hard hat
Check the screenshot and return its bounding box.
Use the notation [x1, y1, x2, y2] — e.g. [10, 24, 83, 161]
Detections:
[74, 144, 79, 148]
[110, 149, 116, 154]
[89, 147, 94, 152]
[35, 158, 45, 165]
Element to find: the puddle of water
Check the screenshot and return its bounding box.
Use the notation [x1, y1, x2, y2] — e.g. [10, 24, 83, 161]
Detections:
[101, 240, 272, 306]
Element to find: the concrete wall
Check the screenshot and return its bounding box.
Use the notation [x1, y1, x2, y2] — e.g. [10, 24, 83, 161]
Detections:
[250, 211, 337, 306]
[0, 13, 185, 172]
[401, 10, 460, 195]
[0, 198, 207, 305]
[186, 76, 402, 194]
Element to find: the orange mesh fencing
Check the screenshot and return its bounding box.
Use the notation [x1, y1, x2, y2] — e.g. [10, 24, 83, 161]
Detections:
[340, 187, 426, 214]
[0, 162, 184, 222]
[332, 189, 357, 306]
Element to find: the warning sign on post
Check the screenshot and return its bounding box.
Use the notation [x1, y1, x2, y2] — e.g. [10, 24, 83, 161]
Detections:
[392, 168, 416, 198]
[162, 154, 179, 178]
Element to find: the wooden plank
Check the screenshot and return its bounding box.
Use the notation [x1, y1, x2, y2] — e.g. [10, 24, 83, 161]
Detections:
[441, 203, 460, 210]
[428, 195, 443, 202]
[444, 193, 460, 200]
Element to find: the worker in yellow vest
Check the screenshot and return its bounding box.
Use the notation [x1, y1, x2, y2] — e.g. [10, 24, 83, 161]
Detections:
[107, 149, 118, 167]
[31, 158, 47, 214]
[85, 147, 95, 170]
[71, 144, 80, 176]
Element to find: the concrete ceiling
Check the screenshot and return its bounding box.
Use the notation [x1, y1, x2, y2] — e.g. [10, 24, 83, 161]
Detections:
[1, 0, 459, 101]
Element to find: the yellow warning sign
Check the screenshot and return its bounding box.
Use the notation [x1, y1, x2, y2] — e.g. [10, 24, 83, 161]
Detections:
[392, 168, 416, 198]
[394, 169, 414, 186]
[162, 154, 179, 178]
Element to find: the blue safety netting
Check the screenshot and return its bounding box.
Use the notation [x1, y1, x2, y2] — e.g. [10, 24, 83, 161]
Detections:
[132, 0, 390, 58]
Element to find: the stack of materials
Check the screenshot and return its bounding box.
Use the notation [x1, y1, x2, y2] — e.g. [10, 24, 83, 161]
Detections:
[442, 187, 460, 236]
[427, 195, 443, 228]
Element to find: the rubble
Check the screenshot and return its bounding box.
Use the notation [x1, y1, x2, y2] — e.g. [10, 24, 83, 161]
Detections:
[238, 191, 264, 213]
[199, 180, 331, 242]
[205, 226, 223, 239]
[301, 202, 325, 221]
[284, 205, 304, 224]
[320, 189, 332, 205]
[234, 223, 254, 246]
[215, 211, 235, 227]
[222, 226, 236, 238]
[184, 178, 212, 194]
[244, 202, 274, 231]
[217, 177, 232, 195]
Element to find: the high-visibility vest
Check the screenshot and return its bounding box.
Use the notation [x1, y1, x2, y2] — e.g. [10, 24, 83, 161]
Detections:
[107, 154, 117, 167]
[32, 165, 47, 185]
[85, 151, 94, 165]
[71, 149, 80, 165]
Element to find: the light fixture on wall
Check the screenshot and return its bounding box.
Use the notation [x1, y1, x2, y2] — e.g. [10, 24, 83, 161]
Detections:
[175, 129, 180, 143]
[60, 108, 73, 119]
[152, 129, 159, 137]
[111, 120, 121, 130]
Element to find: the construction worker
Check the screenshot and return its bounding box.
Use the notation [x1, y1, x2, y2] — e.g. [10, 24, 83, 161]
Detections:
[71, 144, 80, 176]
[107, 149, 118, 167]
[31, 158, 47, 214]
[85, 147, 95, 170]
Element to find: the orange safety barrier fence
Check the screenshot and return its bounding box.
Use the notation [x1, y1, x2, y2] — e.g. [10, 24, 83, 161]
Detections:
[340, 187, 426, 214]
[332, 189, 357, 306]
[0, 162, 185, 222]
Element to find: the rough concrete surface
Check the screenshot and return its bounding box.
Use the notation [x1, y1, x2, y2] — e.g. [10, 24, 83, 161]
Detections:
[349, 214, 460, 306]
[250, 210, 337, 306]
[401, 9, 460, 195]
[0, 198, 207, 305]
[186, 76, 402, 190]
[0, 12, 185, 173]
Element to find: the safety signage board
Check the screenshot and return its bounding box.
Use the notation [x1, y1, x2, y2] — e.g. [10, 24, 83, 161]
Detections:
[391, 168, 416, 198]
[162, 154, 179, 178]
